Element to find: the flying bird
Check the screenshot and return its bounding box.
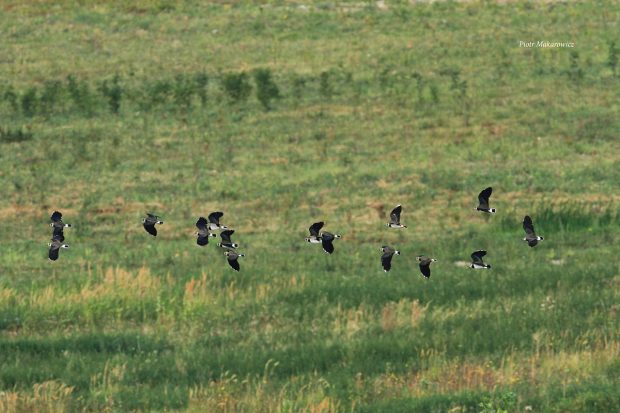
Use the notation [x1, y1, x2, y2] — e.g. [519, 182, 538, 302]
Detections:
[207, 211, 228, 231]
[50, 210, 71, 237]
[470, 250, 491, 269]
[475, 187, 496, 213]
[224, 249, 245, 271]
[381, 246, 400, 272]
[217, 230, 239, 249]
[320, 231, 341, 254]
[48, 234, 69, 261]
[386, 205, 407, 228]
[416, 255, 437, 278]
[305, 222, 324, 244]
[523, 215, 544, 247]
[195, 216, 217, 246]
[143, 213, 163, 236]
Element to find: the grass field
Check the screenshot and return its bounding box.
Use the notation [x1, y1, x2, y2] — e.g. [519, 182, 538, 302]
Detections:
[1, 1, 619, 412]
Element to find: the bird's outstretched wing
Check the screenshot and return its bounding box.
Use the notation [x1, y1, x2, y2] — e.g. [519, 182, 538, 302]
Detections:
[143, 223, 157, 236]
[208, 211, 224, 224]
[381, 252, 394, 272]
[477, 187, 492, 208]
[49, 246, 60, 261]
[220, 230, 235, 244]
[471, 250, 487, 265]
[523, 215, 536, 237]
[227, 257, 240, 271]
[390, 205, 402, 224]
[196, 217, 208, 230]
[322, 239, 334, 254]
[419, 263, 431, 278]
[309, 222, 324, 237]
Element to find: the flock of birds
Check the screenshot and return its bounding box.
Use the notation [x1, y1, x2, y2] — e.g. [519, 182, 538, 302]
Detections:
[47, 187, 545, 274]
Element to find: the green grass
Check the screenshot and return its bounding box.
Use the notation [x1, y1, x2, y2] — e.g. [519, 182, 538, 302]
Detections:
[1, 1, 619, 412]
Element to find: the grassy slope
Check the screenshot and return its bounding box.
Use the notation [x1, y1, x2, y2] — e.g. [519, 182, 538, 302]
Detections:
[0, 1, 619, 412]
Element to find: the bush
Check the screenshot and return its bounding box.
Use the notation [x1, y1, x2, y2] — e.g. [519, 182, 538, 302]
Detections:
[253, 68, 280, 110]
[66, 74, 95, 115]
[193, 72, 209, 106]
[319, 71, 333, 100]
[0, 126, 33, 143]
[291, 74, 307, 104]
[3, 85, 18, 112]
[21, 87, 38, 117]
[148, 78, 173, 106]
[222, 71, 252, 103]
[607, 41, 618, 77]
[99, 74, 123, 114]
[412, 71, 425, 105]
[39, 80, 63, 115]
[567, 51, 584, 82]
[173, 73, 194, 110]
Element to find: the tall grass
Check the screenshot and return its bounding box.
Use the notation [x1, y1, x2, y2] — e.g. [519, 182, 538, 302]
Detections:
[0, 1, 619, 411]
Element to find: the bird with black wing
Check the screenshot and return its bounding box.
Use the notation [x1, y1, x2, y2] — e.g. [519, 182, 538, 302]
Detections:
[470, 250, 491, 269]
[380, 246, 400, 272]
[143, 213, 163, 236]
[523, 215, 544, 247]
[475, 187, 496, 213]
